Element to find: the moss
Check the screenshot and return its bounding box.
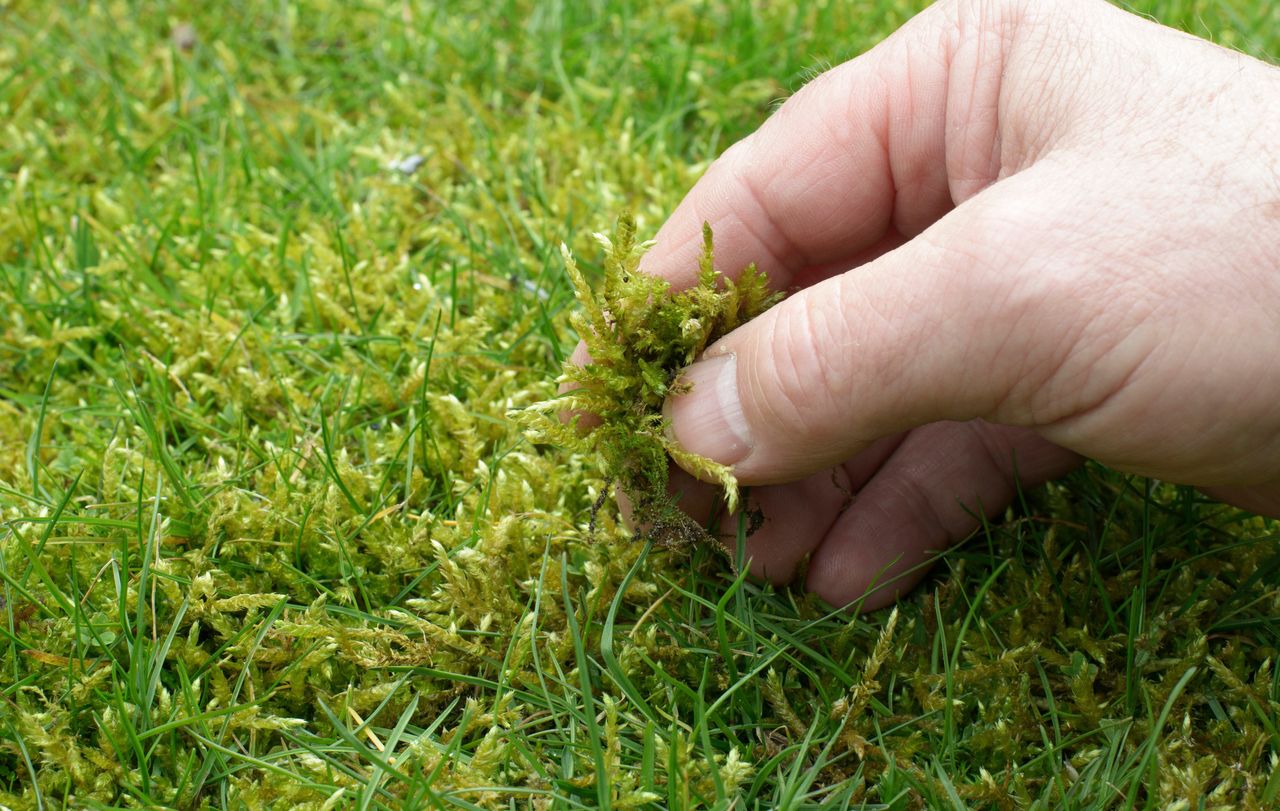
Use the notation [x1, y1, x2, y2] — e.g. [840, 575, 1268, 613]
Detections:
[1, 0, 1279, 808]
[521, 214, 779, 546]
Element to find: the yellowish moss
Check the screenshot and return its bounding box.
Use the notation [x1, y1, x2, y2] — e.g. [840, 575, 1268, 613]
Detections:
[521, 214, 779, 546]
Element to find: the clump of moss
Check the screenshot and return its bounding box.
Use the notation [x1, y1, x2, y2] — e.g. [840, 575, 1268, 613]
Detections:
[523, 214, 780, 546]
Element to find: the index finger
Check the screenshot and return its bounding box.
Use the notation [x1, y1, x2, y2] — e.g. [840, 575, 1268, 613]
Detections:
[639, 1, 976, 291]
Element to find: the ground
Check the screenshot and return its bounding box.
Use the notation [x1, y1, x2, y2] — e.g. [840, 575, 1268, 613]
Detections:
[2, 1, 1279, 808]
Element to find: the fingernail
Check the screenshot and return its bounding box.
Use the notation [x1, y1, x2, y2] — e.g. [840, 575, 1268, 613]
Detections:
[666, 353, 753, 465]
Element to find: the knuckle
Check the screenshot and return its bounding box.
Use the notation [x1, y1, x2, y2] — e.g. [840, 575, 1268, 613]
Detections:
[759, 293, 853, 436]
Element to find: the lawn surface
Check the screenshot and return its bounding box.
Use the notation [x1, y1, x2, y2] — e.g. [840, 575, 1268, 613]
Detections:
[2, 1, 1279, 808]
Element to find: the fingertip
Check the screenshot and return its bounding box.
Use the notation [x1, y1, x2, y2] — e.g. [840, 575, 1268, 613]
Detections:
[803, 501, 939, 612]
[557, 342, 592, 398]
[806, 552, 931, 613]
[805, 422, 1082, 612]
[568, 342, 592, 368]
[716, 466, 853, 586]
[558, 342, 602, 429]
[558, 407, 601, 431]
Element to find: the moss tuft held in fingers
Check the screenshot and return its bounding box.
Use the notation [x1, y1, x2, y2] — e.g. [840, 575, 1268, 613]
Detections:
[520, 214, 780, 546]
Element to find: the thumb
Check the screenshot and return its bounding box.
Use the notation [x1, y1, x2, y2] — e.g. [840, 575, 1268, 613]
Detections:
[665, 173, 1078, 486]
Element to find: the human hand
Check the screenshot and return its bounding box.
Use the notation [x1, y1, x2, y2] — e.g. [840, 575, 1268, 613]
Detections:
[586, 0, 1280, 609]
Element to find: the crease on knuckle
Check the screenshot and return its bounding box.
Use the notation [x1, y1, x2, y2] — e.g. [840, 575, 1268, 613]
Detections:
[964, 422, 1019, 491]
[705, 137, 813, 279]
[880, 472, 951, 546]
[764, 294, 851, 438]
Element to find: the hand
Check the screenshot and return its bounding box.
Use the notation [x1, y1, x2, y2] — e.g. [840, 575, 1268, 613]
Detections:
[595, 0, 1280, 609]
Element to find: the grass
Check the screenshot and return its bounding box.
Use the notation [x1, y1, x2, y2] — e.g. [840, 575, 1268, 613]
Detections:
[1, 0, 1278, 808]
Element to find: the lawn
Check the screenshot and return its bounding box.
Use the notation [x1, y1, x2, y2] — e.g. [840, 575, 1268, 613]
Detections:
[2, 0, 1279, 808]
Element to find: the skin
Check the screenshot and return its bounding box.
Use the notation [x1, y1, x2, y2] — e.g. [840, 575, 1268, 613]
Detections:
[573, 0, 1280, 610]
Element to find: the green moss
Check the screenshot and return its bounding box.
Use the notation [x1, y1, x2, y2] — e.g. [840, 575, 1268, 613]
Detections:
[521, 214, 779, 546]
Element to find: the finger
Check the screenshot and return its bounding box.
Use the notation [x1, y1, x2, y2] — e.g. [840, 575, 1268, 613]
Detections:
[557, 343, 602, 429]
[712, 466, 854, 586]
[786, 228, 908, 293]
[705, 435, 906, 586]
[1198, 482, 1280, 519]
[666, 167, 1088, 485]
[721, 435, 908, 585]
[637, 0, 1095, 292]
[843, 433, 909, 492]
[639, 9, 956, 293]
[804, 421, 1081, 611]
[619, 465, 851, 586]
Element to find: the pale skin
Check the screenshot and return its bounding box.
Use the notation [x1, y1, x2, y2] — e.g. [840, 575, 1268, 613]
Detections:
[572, 0, 1280, 610]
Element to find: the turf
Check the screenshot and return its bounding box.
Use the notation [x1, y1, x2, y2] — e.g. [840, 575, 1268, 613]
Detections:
[1, 0, 1278, 808]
